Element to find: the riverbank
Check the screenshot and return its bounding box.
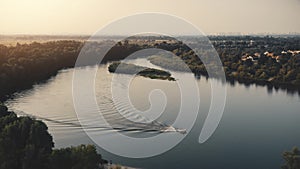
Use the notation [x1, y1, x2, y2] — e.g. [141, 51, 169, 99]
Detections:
[147, 53, 300, 93]
[1, 36, 300, 101]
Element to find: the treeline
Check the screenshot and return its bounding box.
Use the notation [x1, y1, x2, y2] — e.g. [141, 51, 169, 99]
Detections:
[0, 104, 107, 169]
[210, 35, 300, 54]
[0, 41, 83, 101]
[116, 36, 300, 90]
[1, 36, 300, 101]
[0, 40, 147, 101]
[140, 36, 300, 90]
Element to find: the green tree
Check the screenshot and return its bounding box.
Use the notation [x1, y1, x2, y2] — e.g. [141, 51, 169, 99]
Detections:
[0, 104, 106, 169]
[0, 105, 53, 169]
[50, 144, 105, 169]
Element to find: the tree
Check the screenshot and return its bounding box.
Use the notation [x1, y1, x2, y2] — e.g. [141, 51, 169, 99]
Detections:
[50, 144, 105, 169]
[0, 104, 106, 169]
[259, 72, 269, 80]
[0, 105, 53, 169]
[282, 147, 300, 169]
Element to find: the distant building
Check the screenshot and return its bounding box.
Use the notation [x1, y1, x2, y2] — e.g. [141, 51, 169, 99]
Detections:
[287, 50, 300, 55]
[241, 53, 259, 62]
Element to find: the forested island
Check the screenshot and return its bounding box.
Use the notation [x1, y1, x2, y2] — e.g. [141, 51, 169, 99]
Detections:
[108, 62, 175, 81]
[0, 35, 299, 101]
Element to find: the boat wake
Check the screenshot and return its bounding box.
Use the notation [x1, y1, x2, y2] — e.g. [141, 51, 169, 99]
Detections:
[98, 95, 186, 135]
[13, 104, 186, 135]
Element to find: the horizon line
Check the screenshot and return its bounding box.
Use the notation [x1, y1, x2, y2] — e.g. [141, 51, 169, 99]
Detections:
[1, 32, 300, 37]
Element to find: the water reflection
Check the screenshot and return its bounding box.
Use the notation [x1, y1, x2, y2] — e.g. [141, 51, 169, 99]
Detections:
[226, 78, 300, 97]
[4, 59, 300, 169]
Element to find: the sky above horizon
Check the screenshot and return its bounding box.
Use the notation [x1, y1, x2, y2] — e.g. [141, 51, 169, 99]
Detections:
[0, 0, 299, 35]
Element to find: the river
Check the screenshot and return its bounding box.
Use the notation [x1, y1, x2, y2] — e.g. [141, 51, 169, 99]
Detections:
[5, 58, 300, 169]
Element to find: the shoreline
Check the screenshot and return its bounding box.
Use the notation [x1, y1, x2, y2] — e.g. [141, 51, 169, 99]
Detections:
[1, 37, 300, 102]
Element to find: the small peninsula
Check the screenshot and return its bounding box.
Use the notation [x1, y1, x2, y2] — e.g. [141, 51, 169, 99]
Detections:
[108, 62, 175, 81]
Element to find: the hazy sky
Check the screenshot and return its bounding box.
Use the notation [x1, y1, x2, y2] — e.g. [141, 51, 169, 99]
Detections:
[0, 0, 299, 35]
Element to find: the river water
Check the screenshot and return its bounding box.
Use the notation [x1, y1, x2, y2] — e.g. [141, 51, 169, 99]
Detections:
[5, 59, 300, 169]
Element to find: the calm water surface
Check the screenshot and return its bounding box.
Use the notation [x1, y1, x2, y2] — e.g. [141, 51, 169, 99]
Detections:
[6, 59, 300, 169]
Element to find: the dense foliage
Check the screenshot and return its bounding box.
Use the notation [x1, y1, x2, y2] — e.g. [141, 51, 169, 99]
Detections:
[50, 145, 105, 169]
[146, 36, 300, 89]
[0, 104, 105, 169]
[0, 104, 53, 169]
[282, 147, 300, 169]
[212, 36, 300, 88]
[0, 41, 82, 101]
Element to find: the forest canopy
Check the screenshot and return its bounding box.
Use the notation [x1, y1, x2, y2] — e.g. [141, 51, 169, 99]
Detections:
[0, 104, 106, 169]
